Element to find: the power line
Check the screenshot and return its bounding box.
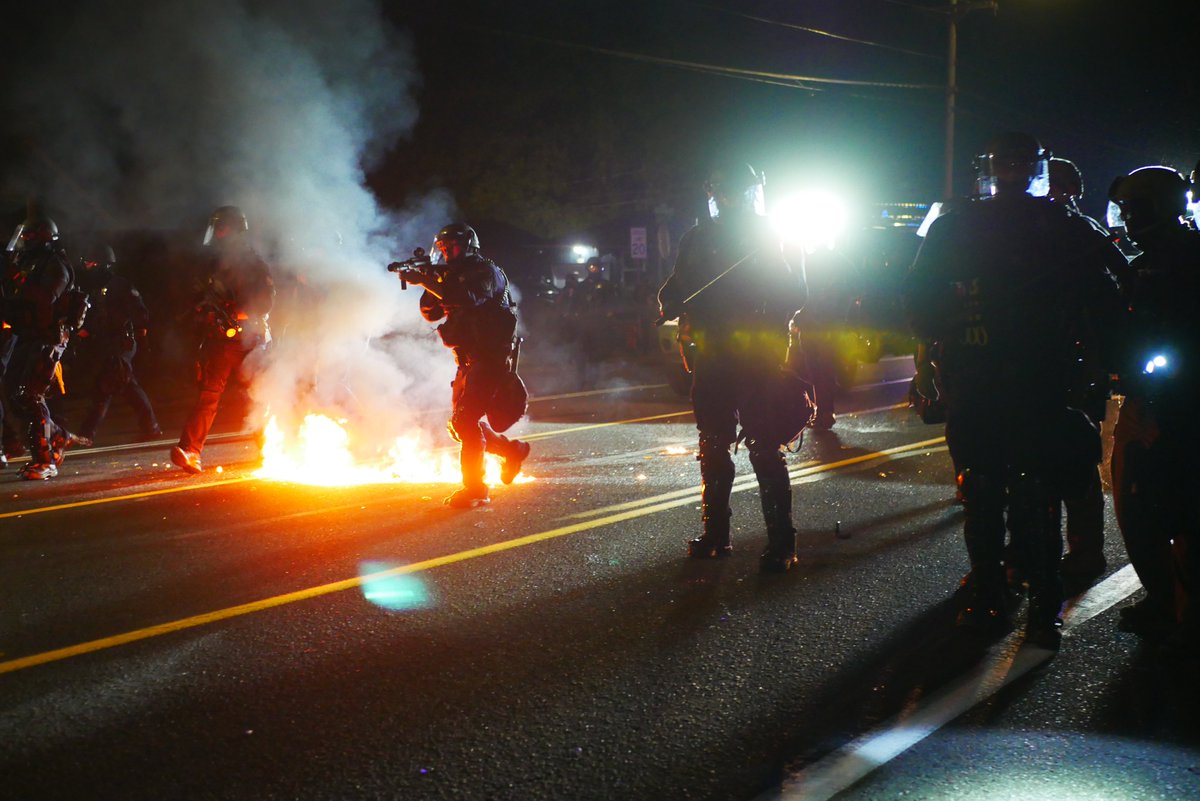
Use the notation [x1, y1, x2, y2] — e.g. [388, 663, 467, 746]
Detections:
[514, 29, 940, 91]
[690, 1, 940, 60]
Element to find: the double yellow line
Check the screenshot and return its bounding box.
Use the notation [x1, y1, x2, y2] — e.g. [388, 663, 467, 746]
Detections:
[0, 413, 945, 675]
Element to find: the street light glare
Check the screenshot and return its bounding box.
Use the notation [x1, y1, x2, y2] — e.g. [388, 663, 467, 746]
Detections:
[769, 189, 849, 253]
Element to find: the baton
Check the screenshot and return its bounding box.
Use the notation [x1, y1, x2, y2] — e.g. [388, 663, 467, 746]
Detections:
[680, 249, 758, 305]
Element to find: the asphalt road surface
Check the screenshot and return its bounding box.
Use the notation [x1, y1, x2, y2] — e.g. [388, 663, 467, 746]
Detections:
[2, 358, 1197, 800]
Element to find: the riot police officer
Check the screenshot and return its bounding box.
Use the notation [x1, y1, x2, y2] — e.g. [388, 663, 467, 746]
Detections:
[906, 133, 1125, 646]
[170, 206, 274, 474]
[1107, 166, 1200, 645]
[1045, 156, 1128, 592]
[403, 223, 530, 508]
[73, 243, 162, 443]
[3, 211, 92, 479]
[658, 163, 808, 571]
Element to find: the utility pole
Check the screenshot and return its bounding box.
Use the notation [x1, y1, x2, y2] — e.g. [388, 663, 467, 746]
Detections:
[942, 0, 998, 199]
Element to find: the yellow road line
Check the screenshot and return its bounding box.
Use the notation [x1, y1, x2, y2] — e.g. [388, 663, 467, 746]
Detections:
[530, 384, 668, 402]
[520, 410, 692, 441]
[0, 435, 947, 676]
[0, 477, 257, 520]
[1, 410, 694, 520]
[567, 437, 947, 520]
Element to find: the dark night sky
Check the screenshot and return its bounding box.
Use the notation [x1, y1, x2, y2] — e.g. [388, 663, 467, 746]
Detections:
[380, 0, 1198, 229]
[0, 0, 1195, 243]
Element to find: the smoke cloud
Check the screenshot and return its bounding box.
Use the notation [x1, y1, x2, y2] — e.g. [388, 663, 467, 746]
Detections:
[2, 0, 462, 452]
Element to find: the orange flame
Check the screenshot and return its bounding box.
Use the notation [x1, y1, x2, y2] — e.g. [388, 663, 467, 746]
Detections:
[255, 413, 531, 487]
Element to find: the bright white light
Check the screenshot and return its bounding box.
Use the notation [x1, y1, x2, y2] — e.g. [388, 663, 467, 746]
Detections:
[572, 243, 598, 263]
[769, 189, 849, 253]
[1106, 200, 1125, 230]
[1144, 354, 1168, 374]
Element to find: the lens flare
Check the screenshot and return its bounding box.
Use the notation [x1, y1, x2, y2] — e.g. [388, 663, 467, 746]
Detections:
[359, 561, 432, 611]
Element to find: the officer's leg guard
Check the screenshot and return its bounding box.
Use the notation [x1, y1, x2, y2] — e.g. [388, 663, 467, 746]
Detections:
[956, 468, 1011, 632]
[1114, 441, 1176, 631]
[1061, 464, 1107, 590]
[446, 410, 490, 508]
[1009, 470, 1064, 647]
[749, 442, 798, 572]
[14, 385, 54, 466]
[690, 433, 734, 558]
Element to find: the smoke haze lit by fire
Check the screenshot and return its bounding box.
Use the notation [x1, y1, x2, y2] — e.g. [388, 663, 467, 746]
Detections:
[1, 0, 463, 448]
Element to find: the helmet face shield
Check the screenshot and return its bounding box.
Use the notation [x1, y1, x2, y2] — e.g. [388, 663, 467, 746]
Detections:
[430, 223, 479, 265]
[6, 224, 24, 253]
[706, 181, 765, 220]
[1108, 166, 1189, 242]
[203, 206, 248, 246]
[974, 153, 1050, 198]
[7, 218, 60, 253]
[974, 133, 1050, 198]
[1106, 200, 1125, 231]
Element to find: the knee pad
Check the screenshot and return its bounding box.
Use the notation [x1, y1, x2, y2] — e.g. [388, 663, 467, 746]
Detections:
[449, 410, 483, 448]
[957, 468, 1003, 509]
[698, 434, 735, 484]
[747, 441, 785, 472]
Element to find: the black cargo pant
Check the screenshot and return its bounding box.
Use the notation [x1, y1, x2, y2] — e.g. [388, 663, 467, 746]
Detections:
[946, 392, 1063, 624]
[448, 350, 523, 489]
[691, 339, 794, 550]
[9, 331, 70, 465]
[80, 342, 159, 439]
[1111, 397, 1200, 626]
[178, 335, 257, 455]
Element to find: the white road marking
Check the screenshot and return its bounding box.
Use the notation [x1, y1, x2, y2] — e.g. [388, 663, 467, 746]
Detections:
[766, 565, 1142, 801]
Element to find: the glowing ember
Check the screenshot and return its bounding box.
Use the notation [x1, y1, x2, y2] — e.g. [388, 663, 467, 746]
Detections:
[255, 413, 531, 487]
[662, 445, 691, 455]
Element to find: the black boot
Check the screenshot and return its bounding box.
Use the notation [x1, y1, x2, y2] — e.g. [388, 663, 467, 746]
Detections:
[690, 436, 734, 558]
[689, 507, 732, 558]
[957, 468, 1012, 633]
[750, 446, 797, 573]
[758, 482, 797, 572]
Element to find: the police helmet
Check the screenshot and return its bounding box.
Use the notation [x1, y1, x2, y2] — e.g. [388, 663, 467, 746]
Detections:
[1107, 166, 1188, 237]
[6, 214, 60, 253]
[431, 222, 480, 265]
[81, 243, 117, 272]
[202, 205, 249, 246]
[1048, 158, 1083, 201]
[705, 162, 766, 219]
[974, 132, 1050, 197]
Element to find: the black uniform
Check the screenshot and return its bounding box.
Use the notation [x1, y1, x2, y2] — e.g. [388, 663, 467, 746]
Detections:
[1110, 225, 1200, 639]
[419, 251, 528, 501]
[75, 268, 160, 441]
[5, 245, 87, 475]
[906, 192, 1124, 637]
[1057, 208, 1128, 588]
[659, 209, 808, 567]
[1, 255, 22, 462]
[176, 242, 274, 460]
